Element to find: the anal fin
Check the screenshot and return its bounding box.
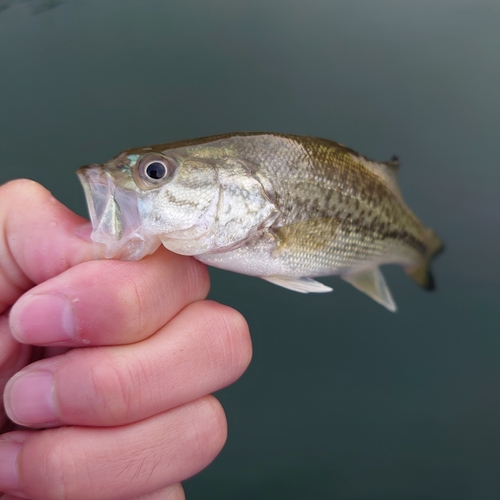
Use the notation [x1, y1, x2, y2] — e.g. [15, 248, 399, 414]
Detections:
[261, 276, 333, 294]
[342, 267, 397, 312]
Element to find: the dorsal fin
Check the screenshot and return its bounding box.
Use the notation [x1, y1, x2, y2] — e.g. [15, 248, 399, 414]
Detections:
[380, 155, 400, 183]
[350, 152, 401, 197]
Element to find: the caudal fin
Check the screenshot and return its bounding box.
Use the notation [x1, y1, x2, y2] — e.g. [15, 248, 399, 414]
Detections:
[407, 229, 444, 291]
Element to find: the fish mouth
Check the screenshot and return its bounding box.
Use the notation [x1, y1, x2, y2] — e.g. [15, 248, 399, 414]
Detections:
[77, 165, 161, 260]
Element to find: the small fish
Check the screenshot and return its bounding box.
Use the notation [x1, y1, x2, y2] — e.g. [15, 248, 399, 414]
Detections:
[77, 133, 443, 312]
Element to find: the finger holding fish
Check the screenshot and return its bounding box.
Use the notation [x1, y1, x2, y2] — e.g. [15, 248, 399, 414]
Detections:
[0, 179, 95, 313]
[8, 245, 209, 347]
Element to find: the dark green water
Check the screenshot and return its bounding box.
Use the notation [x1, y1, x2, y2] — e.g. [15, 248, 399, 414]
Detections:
[1, 1, 499, 498]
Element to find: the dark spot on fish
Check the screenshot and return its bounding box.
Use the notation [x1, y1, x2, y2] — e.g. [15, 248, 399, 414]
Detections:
[325, 189, 334, 205]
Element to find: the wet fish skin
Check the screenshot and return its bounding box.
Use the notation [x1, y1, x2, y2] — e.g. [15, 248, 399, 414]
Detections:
[77, 133, 443, 311]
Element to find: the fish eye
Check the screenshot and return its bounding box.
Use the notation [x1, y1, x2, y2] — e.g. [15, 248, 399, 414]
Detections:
[146, 161, 167, 180]
[136, 154, 174, 188]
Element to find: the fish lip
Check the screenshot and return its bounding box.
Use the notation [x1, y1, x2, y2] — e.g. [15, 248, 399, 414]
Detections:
[77, 165, 161, 260]
[77, 165, 102, 233]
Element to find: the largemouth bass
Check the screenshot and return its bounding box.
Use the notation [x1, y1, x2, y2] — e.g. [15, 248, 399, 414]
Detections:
[77, 133, 442, 312]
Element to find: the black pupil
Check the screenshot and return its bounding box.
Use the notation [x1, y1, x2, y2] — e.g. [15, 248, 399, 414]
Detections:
[146, 162, 167, 180]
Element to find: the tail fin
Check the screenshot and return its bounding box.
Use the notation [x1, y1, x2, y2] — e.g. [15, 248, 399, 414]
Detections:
[407, 229, 444, 291]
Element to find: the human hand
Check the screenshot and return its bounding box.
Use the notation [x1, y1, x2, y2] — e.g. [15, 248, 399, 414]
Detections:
[0, 180, 252, 500]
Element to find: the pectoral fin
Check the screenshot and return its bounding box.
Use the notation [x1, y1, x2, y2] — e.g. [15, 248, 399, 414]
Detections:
[342, 268, 397, 312]
[262, 276, 333, 294]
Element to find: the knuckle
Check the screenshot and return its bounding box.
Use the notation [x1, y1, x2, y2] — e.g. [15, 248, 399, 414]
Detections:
[22, 428, 87, 499]
[0, 178, 91, 288]
[59, 347, 156, 426]
[197, 301, 252, 381]
[0, 180, 55, 222]
[67, 260, 145, 342]
[0, 179, 49, 202]
[189, 395, 227, 465]
[184, 258, 211, 301]
[110, 265, 144, 333]
[0, 180, 53, 301]
[85, 351, 135, 424]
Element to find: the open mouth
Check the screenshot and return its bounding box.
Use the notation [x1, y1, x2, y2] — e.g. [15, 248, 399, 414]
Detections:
[77, 166, 160, 260]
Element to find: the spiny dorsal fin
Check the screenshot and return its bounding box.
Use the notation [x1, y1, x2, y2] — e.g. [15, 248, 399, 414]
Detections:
[350, 153, 401, 196]
[381, 155, 400, 182]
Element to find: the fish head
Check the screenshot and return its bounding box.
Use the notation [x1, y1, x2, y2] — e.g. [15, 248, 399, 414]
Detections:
[77, 148, 220, 260]
[78, 141, 277, 260]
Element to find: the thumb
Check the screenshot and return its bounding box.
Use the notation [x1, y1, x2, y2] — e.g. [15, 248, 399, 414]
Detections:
[0, 179, 95, 313]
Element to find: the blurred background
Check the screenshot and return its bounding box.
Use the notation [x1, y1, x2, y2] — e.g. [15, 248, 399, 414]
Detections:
[1, 0, 499, 498]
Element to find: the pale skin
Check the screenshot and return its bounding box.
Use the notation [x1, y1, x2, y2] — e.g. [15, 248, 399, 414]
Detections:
[0, 179, 252, 500]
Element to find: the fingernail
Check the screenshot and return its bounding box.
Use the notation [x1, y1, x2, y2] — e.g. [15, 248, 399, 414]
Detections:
[10, 293, 77, 344]
[0, 441, 21, 492]
[5, 370, 57, 426]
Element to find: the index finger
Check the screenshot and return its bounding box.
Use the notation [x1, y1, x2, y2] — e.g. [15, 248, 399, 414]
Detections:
[9, 247, 210, 346]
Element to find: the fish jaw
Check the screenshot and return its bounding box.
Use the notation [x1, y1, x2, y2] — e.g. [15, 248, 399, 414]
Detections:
[77, 165, 161, 260]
